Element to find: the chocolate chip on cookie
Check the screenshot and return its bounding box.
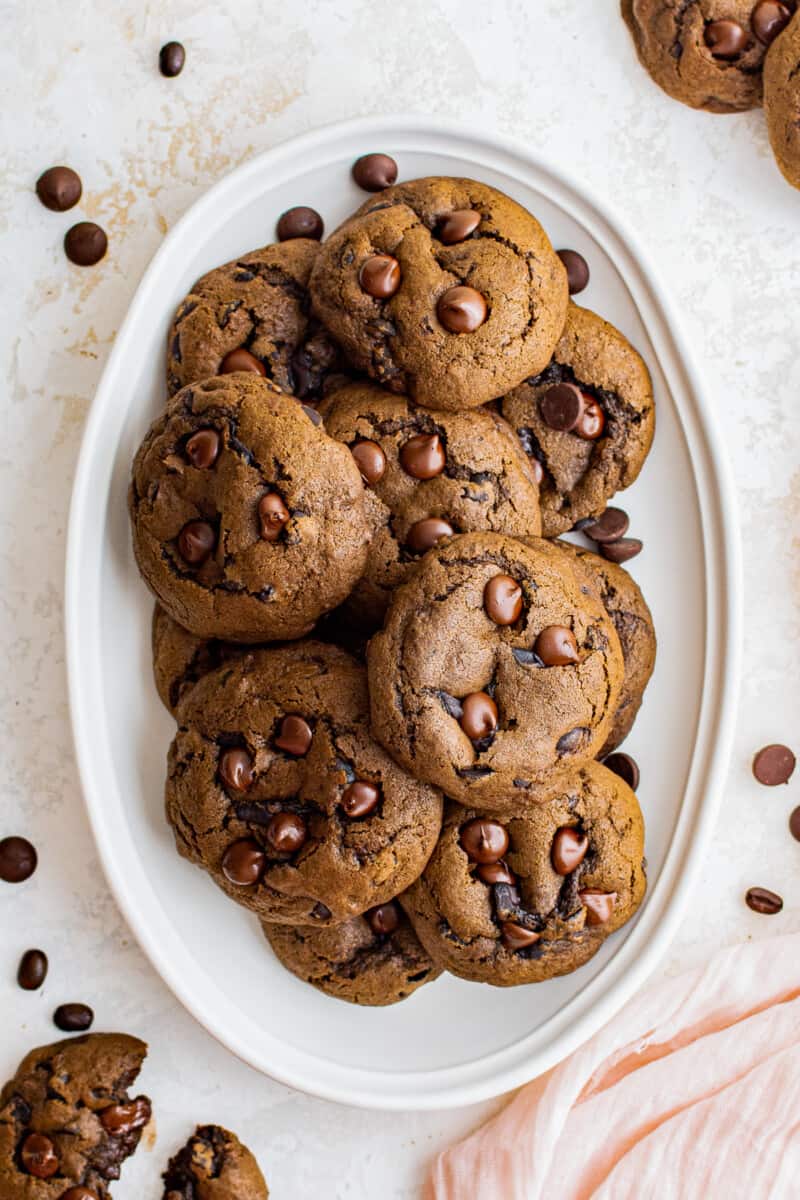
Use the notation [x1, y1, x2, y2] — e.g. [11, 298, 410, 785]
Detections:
[162, 1125, 269, 1200]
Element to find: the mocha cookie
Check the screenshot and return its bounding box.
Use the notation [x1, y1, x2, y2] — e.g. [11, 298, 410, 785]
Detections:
[400, 761, 646, 986]
[152, 603, 250, 715]
[129, 374, 370, 642]
[367, 533, 624, 810]
[309, 176, 568, 411]
[765, 10, 800, 188]
[319, 381, 542, 626]
[621, 0, 774, 112]
[167, 239, 343, 402]
[166, 641, 443, 925]
[162, 1125, 268, 1200]
[502, 304, 655, 536]
[0, 1033, 150, 1199]
[263, 897, 441, 1006]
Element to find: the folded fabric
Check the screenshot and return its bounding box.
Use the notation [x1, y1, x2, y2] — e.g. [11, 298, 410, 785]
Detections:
[428, 933, 800, 1200]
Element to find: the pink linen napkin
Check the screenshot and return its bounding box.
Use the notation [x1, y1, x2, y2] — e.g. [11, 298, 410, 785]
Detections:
[428, 933, 800, 1200]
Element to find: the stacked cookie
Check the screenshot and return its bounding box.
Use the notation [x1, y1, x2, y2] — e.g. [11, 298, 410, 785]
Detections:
[128, 161, 657, 1005]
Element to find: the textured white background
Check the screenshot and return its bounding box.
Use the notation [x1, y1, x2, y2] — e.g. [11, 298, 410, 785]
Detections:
[1, 1, 798, 1196]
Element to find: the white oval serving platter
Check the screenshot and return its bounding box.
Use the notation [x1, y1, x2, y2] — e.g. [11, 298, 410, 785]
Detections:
[66, 116, 741, 1110]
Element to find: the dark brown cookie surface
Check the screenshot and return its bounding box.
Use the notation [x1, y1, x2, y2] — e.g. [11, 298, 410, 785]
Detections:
[765, 10, 800, 187]
[152, 603, 251, 715]
[400, 762, 646, 985]
[129, 374, 370, 642]
[502, 304, 654, 536]
[162, 1125, 268, 1200]
[0, 1033, 150, 1199]
[309, 177, 568, 412]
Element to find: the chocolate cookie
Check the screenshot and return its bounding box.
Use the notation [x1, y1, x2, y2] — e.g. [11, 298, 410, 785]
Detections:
[152, 603, 250, 715]
[319, 381, 542, 626]
[263, 898, 441, 1005]
[129, 374, 370, 642]
[765, 10, 800, 188]
[167, 239, 343, 402]
[367, 533, 624, 810]
[400, 761, 646, 986]
[166, 642, 443, 925]
[0, 1033, 150, 1199]
[162, 1125, 268, 1200]
[621, 0, 772, 112]
[502, 304, 655, 537]
[309, 177, 568, 411]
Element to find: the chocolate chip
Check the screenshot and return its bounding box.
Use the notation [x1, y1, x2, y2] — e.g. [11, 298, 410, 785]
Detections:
[302, 404, 323, 426]
[61, 1190, 100, 1200]
[275, 714, 312, 756]
[159, 41, 186, 77]
[366, 900, 400, 935]
[557, 727, 589, 755]
[752, 744, 796, 786]
[219, 747, 254, 792]
[100, 1097, 151, 1135]
[406, 517, 454, 554]
[64, 221, 107, 266]
[530, 458, 545, 485]
[342, 780, 381, 819]
[36, 165, 82, 212]
[311, 901, 331, 921]
[704, 19, 749, 58]
[459, 817, 509, 864]
[534, 625, 578, 667]
[351, 439, 386, 484]
[501, 921, 540, 951]
[177, 520, 215, 565]
[185, 428, 220, 469]
[540, 383, 583, 432]
[265, 812, 307, 855]
[600, 537, 642, 564]
[222, 839, 265, 886]
[219, 347, 266, 376]
[745, 886, 783, 915]
[17, 949, 48, 990]
[557, 248, 590, 295]
[574, 396, 605, 440]
[399, 433, 446, 479]
[476, 859, 516, 885]
[438, 209, 481, 244]
[276, 205, 324, 241]
[512, 647, 544, 667]
[258, 492, 290, 542]
[20, 1133, 59, 1179]
[551, 826, 588, 875]
[359, 254, 401, 298]
[752, 0, 792, 44]
[459, 692, 498, 741]
[789, 807, 800, 842]
[580, 889, 617, 926]
[0, 836, 37, 883]
[603, 751, 640, 791]
[437, 285, 487, 333]
[53, 1002, 94, 1032]
[484, 574, 523, 625]
[352, 152, 398, 191]
[582, 507, 629, 544]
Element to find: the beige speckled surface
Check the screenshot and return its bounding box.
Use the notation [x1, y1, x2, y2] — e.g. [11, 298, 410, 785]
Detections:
[0, 2, 798, 1196]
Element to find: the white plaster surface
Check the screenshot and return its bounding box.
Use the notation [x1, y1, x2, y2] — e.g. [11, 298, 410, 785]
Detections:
[0, 1, 798, 1196]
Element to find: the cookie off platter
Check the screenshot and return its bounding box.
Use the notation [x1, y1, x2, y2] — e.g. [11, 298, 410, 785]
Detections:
[66, 117, 740, 1109]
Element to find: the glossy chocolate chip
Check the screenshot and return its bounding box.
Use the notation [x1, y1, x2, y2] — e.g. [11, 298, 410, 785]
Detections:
[54, 1002, 94, 1032]
[752, 744, 796, 786]
[437, 286, 487, 333]
[185, 428, 220, 469]
[501, 921, 541, 951]
[366, 900, 400, 935]
[603, 751, 640, 791]
[752, 0, 793, 44]
[359, 254, 401, 298]
[459, 817, 509, 864]
[222, 839, 265, 886]
[276, 205, 324, 241]
[100, 1096, 151, 1135]
[275, 714, 313, 756]
[406, 517, 454, 554]
[484, 574, 523, 625]
[342, 780, 381, 818]
[557, 248, 590, 295]
[789, 807, 800, 842]
[177, 520, 215, 565]
[399, 433, 446, 479]
[219, 347, 265, 376]
[64, 221, 107, 266]
[580, 889, 617, 926]
[551, 826, 589, 875]
[17, 949, 48, 990]
[21, 1133, 58, 1179]
[557, 727, 589, 755]
[540, 383, 583, 432]
[459, 692, 498, 741]
[704, 19, 749, 58]
[352, 152, 398, 191]
[36, 165, 82, 211]
[600, 537, 642, 564]
[583, 507, 629, 543]
[745, 886, 783, 915]
[351, 439, 386, 484]
[438, 209, 481, 244]
[159, 41, 186, 77]
[219, 747, 254, 792]
[258, 492, 290, 542]
[476, 859, 516, 885]
[266, 812, 308, 855]
[534, 625, 578, 667]
[0, 836, 37, 883]
[575, 396, 606, 440]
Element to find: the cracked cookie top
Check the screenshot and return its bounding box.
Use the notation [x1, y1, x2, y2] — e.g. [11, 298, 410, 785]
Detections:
[501, 304, 655, 536]
[167, 239, 344, 402]
[0, 1033, 150, 1199]
[319, 380, 542, 626]
[400, 761, 646, 986]
[367, 533, 624, 810]
[165, 641, 443, 925]
[162, 1125, 268, 1200]
[308, 177, 568, 412]
[764, 10, 800, 188]
[129, 374, 370, 642]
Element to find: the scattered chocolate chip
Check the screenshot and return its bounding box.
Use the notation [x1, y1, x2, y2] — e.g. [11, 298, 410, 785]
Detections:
[438, 209, 481, 244]
[54, 1002, 94, 1032]
[583, 507, 629, 543]
[789, 807, 800, 842]
[574, 396, 606, 440]
[351, 439, 386, 484]
[159, 41, 186, 77]
[352, 152, 398, 191]
[222, 839, 265, 886]
[603, 751, 640, 791]
[745, 886, 783, 915]
[219, 347, 265, 376]
[534, 625, 578, 667]
[185, 428, 220, 469]
[399, 433, 446, 479]
[21, 1133, 59, 1179]
[275, 714, 313, 756]
[459, 692, 499, 741]
[557, 248, 590, 295]
[258, 492, 290, 542]
[753, 744, 796, 786]
[0, 836, 37, 883]
[580, 889, 617, 926]
[752, 0, 792, 44]
[64, 221, 107, 266]
[540, 383, 583, 432]
[342, 780, 381, 819]
[476, 859, 516, 885]
[359, 253, 401, 299]
[501, 921, 540, 951]
[100, 1097, 151, 1136]
[17, 949, 48, 990]
[459, 817, 509, 864]
[551, 826, 588, 875]
[276, 205, 324, 241]
[36, 165, 82, 212]
[484, 574, 523, 625]
[219, 747, 254, 792]
[600, 537, 642, 564]
[437, 285, 487, 333]
[406, 517, 454, 554]
[177, 520, 215, 565]
[366, 901, 400, 935]
[704, 19, 749, 58]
